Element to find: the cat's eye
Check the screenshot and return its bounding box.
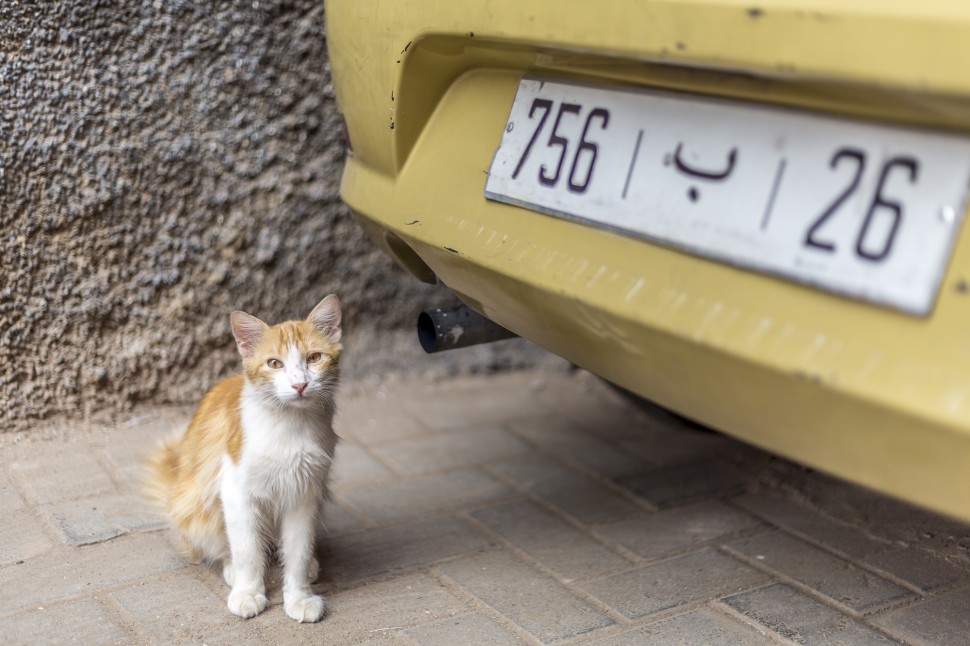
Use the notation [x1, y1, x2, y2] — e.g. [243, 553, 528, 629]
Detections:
[266, 358, 283, 370]
[306, 352, 323, 364]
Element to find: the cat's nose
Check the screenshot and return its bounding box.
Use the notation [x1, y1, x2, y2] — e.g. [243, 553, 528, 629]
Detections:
[292, 382, 308, 396]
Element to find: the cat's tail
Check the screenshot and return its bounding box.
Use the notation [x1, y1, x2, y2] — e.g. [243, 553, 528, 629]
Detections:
[142, 432, 181, 510]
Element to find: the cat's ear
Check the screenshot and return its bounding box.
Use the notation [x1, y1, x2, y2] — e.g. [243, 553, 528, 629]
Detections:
[308, 294, 341, 342]
[230, 311, 268, 358]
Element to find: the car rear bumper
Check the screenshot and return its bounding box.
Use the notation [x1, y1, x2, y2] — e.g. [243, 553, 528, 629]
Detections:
[327, 0, 970, 521]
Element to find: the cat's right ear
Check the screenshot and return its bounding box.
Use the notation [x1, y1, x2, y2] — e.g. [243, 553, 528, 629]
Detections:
[230, 311, 268, 358]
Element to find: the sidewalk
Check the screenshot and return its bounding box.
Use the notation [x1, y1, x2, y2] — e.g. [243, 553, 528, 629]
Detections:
[1, 368, 968, 645]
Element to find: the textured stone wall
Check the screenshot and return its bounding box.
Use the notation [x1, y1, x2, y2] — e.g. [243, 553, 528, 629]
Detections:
[0, 1, 545, 433]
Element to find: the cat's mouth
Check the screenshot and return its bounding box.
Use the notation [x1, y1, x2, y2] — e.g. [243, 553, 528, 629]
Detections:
[287, 391, 313, 404]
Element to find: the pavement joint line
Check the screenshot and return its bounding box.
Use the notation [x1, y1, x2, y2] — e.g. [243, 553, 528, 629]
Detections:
[708, 596, 802, 646]
[0, 553, 188, 624]
[5, 460, 44, 510]
[344, 437, 415, 479]
[858, 615, 917, 645]
[500, 423, 661, 515]
[715, 591, 913, 646]
[479, 462, 647, 550]
[339, 413, 439, 448]
[94, 446, 135, 494]
[1, 592, 145, 645]
[96, 575, 170, 644]
[334, 456, 521, 494]
[588, 520, 775, 568]
[583, 527, 649, 567]
[331, 486, 525, 536]
[723, 498, 950, 599]
[436, 548, 625, 640]
[323, 542, 509, 595]
[726, 493, 897, 557]
[458, 507, 637, 588]
[716, 542, 905, 619]
[11, 500, 65, 555]
[573, 547, 777, 621]
[427, 569, 548, 646]
[326, 493, 378, 531]
[574, 593, 761, 645]
[850, 555, 957, 599]
[392, 628, 431, 646]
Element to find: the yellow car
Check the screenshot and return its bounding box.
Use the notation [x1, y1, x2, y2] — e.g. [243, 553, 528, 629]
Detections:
[326, 0, 970, 522]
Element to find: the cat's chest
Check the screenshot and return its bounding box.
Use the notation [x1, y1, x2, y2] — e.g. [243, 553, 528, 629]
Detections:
[237, 411, 334, 503]
[249, 445, 329, 492]
[241, 440, 332, 504]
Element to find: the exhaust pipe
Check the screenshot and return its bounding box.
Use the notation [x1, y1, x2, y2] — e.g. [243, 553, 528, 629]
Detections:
[418, 305, 517, 353]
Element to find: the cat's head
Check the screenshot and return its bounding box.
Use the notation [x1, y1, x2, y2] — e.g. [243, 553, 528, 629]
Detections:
[229, 295, 342, 410]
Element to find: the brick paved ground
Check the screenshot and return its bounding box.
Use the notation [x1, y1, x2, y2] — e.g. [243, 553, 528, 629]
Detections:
[1, 368, 969, 645]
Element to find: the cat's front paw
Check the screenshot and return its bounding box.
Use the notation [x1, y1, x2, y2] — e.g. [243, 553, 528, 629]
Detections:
[284, 593, 326, 623]
[227, 589, 268, 619]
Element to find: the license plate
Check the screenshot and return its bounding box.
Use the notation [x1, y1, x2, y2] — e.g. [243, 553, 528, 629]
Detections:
[484, 78, 970, 315]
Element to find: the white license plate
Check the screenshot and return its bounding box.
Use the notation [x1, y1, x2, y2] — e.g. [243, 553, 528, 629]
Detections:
[485, 78, 970, 315]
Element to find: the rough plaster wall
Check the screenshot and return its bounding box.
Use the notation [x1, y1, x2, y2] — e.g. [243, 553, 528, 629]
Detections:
[0, 1, 547, 433]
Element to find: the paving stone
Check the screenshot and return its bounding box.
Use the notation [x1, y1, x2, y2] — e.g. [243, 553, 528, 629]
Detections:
[726, 530, 914, 614]
[0, 533, 186, 614]
[0, 597, 128, 645]
[471, 499, 631, 581]
[439, 550, 614, 643]
[0, 509, 54, 566]
[596, 500, 763, 561]
[257, 572, 467, 644]
[489, 454, 642, 525]
[336, 397, 431, 445]
[404, 612, 528, 645]
[404, 375, 550, 432]
[10, 447, 117, 505]
[100, 412, 186, 487]
[776, 467, 970, 549]
[530, 377, 646, 441]
[42, 492, 167, 546]
[320, 500, 369, 537]
[612, 459, 748, 509]
[330, 443, 397, 492]
[732, 492, 892, 559]
[373, 425, 532, 476]
[323, 516, 493, 584]
[590, 606, 776, 645]
[722, 583, 901, 644]
[508, 419, 646, 476]
[579, 549, 771, 619]
[5, 370, 970, 645]
[863, 545, 970, 594]
[342, 469, 513, 525]
[620, 427, 738, 467]
[112, 572, 260, 645]
[0, 469, 25, 514]
[870, 585, 970, 645]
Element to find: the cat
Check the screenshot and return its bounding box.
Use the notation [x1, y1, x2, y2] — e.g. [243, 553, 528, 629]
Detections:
[144, 295, 342, 623]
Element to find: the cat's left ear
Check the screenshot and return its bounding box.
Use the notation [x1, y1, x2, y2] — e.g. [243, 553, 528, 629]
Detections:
[230, 311, 268, 358]
[308, 294, 342, 342]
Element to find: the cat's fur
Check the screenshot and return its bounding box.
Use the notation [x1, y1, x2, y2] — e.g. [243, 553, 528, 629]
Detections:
[145, 295, 342, 623]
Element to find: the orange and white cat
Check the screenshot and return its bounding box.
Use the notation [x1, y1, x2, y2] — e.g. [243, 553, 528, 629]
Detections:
[145, 295, 342, 623]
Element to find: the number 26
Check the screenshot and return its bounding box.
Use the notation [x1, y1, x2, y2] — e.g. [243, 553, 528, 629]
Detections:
[805, 148, 919, 262]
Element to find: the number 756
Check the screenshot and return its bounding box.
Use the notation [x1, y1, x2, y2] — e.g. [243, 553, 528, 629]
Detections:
[511, 98, 610, 194]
